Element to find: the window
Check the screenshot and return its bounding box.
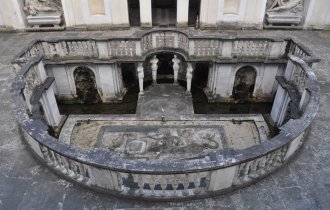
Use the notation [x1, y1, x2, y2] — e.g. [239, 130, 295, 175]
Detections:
[88, 0, 105, 15]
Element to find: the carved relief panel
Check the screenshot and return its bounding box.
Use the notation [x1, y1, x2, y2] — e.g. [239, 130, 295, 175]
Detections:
[265, 0, 304, 27]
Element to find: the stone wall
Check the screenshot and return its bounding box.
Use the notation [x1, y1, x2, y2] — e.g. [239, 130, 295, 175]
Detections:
[46, 63, 125, 102]
[1, 0, 330, 30]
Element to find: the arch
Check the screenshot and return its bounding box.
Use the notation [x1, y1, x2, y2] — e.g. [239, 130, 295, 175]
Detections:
[232, 65, 257, 102]
[144, 52, 186, 84]
[73, 66, 101, 104]
[142, 49, 188, 61]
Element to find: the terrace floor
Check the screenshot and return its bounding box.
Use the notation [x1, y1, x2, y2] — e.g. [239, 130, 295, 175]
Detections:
[1, 29, 330, 209]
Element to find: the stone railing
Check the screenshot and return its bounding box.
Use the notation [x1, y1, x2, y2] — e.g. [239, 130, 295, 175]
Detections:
[11, 37, 320, 200]
[12, 29, 320, 64]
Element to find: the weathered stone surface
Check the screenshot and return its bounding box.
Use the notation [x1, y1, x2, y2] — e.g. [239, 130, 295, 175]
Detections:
[0, 29, 330, 209]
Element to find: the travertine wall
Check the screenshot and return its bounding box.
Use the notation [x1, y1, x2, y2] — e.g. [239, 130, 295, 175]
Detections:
[1, 0, 329, 30]
[304, 0, 330, 29]
[46, 63, 125, 102]
[0, 0, 25, 29]
[208, 63, 284, 102]
[62, 0, 129, 28]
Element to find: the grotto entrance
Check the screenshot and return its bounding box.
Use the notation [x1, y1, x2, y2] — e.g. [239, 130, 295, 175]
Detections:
[154, 53, 175, 83]
[232, 66, 257, 102]
[74, 67, 101, 104]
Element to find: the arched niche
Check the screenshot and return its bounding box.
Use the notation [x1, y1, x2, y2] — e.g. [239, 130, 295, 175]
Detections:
[73, 66, 101, 104]
[232, 66, 257, 102]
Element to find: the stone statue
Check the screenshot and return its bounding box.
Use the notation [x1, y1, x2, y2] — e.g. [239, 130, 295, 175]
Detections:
[150, 55, 159, 84]
[24, 0, 62, 16]
[266, 0, 304, 26]
[172, 55, 180, 85]
[137, 63, 144, 95]
[186, 63, 193, 95]
[267, 0, 303, 13]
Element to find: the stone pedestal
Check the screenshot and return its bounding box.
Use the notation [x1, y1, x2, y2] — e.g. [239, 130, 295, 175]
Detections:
[26, 12, 63, 28]
[266, 13, 302, 26]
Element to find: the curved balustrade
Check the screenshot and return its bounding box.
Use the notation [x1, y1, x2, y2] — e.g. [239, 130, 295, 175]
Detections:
[13, 29, 320, 64]
[11, 30, 320, 200]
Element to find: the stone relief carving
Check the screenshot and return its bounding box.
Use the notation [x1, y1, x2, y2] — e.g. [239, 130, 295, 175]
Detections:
[24, 0, 62, 16]
[100, 127, 221, 160]
[267, 0, 303, 13]
[266, 0, 304, 26]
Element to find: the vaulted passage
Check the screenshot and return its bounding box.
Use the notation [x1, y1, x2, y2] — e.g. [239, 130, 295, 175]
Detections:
[156, 53, 175, 82]
[74, 67, 101, 104]
[232, 66, 257, 102]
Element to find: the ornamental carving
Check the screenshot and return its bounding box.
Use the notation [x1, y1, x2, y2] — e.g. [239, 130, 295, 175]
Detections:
[266, 0, 304, 26]
[24, 0, 62, 16]
[267, 0, 303, 13]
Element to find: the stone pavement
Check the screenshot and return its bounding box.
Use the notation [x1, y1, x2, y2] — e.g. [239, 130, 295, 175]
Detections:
[136, 84, 194, 119]
[0, 29, 330, 209]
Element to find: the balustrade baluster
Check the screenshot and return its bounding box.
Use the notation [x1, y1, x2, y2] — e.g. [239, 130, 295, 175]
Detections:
[193, 173, 201, 194]
[183, 174, 190, 196]
[137, 174, 144, 195]
[40, 145, 52, 164]
[242, 162, 252, 182]
[258, 156, 267, 175]
[249, 159, 259, 179]
[160, 176, 167, 196]
[172, 175, 179, 196]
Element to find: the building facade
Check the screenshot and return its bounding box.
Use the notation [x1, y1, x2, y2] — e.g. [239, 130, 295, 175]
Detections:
[0, 0, 329, 31]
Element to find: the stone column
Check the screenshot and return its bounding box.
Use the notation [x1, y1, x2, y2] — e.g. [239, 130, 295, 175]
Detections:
[177, 0, 189, 27]
[150, 55, 159, 84]
[137, 63, 144, 95]
[139, 0, 152, 27]
[110, 0, 129, 28]
[186, 63, 193, 95]
[172, 55, 181, 85]
[199, 0, 219, 29]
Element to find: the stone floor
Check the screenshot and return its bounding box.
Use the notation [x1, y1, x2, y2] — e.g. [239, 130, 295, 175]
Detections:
[0, 29, 330, 209]
[136, 84, 194, 119]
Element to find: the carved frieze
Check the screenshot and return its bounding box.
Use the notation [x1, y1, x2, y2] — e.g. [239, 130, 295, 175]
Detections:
[23, 0, 64, 28]
[233, 41, 269, 57]
[265, 0, 304, 26]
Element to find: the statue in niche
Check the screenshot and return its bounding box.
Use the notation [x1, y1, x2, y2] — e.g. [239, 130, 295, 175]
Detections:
[267, 0, 303, 13]
[24, 0, 62, 16]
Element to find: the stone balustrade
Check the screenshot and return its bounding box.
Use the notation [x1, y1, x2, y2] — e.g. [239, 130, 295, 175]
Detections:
[11, 36, 319, 199]
[12, 30, 320, 64]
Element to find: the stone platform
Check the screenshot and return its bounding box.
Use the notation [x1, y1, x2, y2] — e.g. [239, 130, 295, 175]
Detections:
[0, 30, 330, 209]
[136, 84, 194, 119]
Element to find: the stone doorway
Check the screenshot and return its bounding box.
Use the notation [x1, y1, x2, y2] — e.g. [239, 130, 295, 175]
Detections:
[156, 53, 174, 82]
[188, 0, 201, 27]
[121, 63, 137, 88]
[193, 62, 209, 89]
[232, 66, 257, 102]
[74, 67, 101, 104]
[128, 0, 141, 26]
[152, 0, 177, 27]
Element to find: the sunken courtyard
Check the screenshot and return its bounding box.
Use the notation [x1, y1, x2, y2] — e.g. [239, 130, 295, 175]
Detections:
[8, 28, 321, 203]
[0, 0, 330, 209]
